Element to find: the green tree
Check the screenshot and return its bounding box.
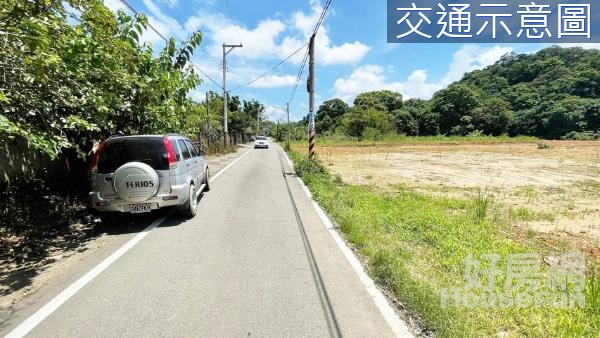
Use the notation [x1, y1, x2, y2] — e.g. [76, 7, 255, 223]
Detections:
[429, 83, 480, 135]
[341, 108, 395, 139]
[0, 0, 205, 159]
[543, 96, 589, 139]
[353, 90, 403, 113]
[316, 98, 348, 134]
[470, 98, 514, 135]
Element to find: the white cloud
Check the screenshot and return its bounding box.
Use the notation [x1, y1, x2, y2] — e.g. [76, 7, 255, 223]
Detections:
[287, 0, 370, 65]
[442, 45, 513, 84]
[139, 0, 187, 45]
[334, 45, 514, 102]
[333, 66, 443, 102]
[251, 75, 297, 88]
[185, 0, 369, 66]
[103, 0, 125, 12]
[264, 105, 288, 121]
[189, 89, 208, 102]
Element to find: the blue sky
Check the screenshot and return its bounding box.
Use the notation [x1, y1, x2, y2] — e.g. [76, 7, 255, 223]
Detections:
[103, 0, 598, 121]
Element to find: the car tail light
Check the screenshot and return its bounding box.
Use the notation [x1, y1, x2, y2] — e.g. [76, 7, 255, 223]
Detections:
[89, 141, 105, 174]
[163, 137, 177, 169]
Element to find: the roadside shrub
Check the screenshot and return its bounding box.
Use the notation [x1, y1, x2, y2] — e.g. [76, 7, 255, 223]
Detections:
[537, 141, 552, 149]
[292, 155, 329, 179]
[361, 127, 385, 141]
[561, 131, 600, 140]
[204, 143, 237, 155]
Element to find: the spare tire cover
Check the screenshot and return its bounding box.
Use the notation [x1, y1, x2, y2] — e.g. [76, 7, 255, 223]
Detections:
[113, 162, 159, 203]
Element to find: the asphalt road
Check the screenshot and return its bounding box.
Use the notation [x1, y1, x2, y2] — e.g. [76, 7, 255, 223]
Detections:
[1, 144, 411, 337]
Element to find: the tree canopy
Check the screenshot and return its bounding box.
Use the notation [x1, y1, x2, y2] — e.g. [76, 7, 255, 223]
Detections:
[314, 47, 600, 140]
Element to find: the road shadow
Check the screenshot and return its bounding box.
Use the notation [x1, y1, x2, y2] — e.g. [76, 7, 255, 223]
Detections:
[0, 207, 176, 300]
[158, 193, 206, 227]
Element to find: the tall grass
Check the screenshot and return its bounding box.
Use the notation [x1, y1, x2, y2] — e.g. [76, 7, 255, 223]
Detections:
[299, 134, 539, 147]
[288, 150, 599, 337]
[474, 187, 493, 222]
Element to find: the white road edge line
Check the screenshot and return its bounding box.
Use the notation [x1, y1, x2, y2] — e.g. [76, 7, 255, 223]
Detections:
[6, 147, 252, 338]
[281, 150, 414, 338]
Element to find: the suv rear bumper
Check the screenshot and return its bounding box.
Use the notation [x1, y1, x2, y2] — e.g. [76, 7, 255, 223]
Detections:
[90, 183, 189, 213]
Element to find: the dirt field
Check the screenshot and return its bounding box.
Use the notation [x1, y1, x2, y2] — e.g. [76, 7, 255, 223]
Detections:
[309, 140, 600, 252]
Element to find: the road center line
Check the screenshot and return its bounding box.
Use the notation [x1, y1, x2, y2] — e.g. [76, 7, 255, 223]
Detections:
[5, 147, 252, 338]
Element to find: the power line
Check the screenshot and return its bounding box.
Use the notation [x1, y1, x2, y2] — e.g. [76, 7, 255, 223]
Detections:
[223, 0, 251, 79]
[156, 0, 221, 60]
[287, 47, 309, 104]
[313, 0, 333, 36]
[118, 0, 223, 90]
[287, 0, 333, 105]
[229, 43, 308, 92]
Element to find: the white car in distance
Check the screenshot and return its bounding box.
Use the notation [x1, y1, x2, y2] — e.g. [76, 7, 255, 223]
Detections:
[254, 136, 269, 149]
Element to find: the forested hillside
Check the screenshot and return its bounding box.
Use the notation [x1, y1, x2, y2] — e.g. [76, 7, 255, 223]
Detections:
[316, 47, 600, 140]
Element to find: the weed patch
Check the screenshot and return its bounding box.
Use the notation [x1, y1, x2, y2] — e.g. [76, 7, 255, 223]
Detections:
[288, 149, 599, 337]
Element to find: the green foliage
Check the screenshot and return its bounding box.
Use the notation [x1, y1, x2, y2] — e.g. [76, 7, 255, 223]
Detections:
[318, 47, 600, 140]
[391, 108, 419, 136]
[0, 0, 208, 159]
[354, 90, 403, 112]
[341, 108, 395, 140]
[537, 141, 552, 149]
[430, 83, 480, 135]
[561, 131, 600, 140]
[290, 149, 599, 337]
[316, 98, 348, 134]
[289, 153, 329, 179]
[469, 97, 513, 136]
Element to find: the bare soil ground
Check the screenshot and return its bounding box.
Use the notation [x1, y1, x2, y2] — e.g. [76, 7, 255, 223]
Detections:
[312, 141, 600, 256]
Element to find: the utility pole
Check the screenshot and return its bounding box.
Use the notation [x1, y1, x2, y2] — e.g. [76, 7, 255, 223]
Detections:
[222, 43, 242, 146]
[256, 109, 260, 136]
[286, 102, 290, 146]
[307, 33, 316, 159]
[206, 92, 210, 149]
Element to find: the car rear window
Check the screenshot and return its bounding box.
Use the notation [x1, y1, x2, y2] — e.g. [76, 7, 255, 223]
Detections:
[256, 136, 267, 140]
[98, 137, 168, 173]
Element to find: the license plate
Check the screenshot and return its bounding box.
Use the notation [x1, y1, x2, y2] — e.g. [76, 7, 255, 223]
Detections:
[129, 203, 152, 213]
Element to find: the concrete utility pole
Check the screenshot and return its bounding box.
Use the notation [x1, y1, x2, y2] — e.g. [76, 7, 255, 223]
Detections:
[307, 33, 316, 159]
[206, 92, 210, 149]
[256, 109, 260, 136]
[271, 104, 289, 142]
[286, 102, 290, 146]
[222, 43, 242, 145]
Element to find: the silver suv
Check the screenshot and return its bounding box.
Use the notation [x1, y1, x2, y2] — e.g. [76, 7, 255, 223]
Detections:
[89, 134, 209, 219]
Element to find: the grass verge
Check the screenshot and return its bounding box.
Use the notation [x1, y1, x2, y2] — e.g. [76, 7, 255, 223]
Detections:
[287, 150, 599, 337]
[309, 134, 538, 147]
